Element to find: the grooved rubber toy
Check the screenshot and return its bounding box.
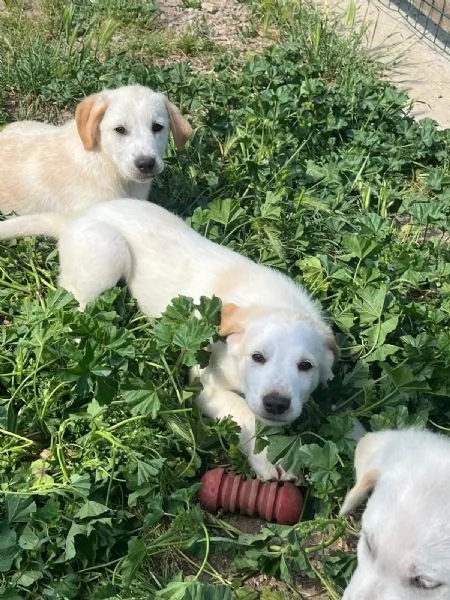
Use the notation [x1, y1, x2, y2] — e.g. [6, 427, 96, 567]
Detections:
[199, 468, 303, 525]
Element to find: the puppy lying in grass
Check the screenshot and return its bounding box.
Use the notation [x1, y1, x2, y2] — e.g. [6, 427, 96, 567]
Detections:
[340, 428, 450, 599]
[0, 199, 338, 480]
[0, 85, 192, 215]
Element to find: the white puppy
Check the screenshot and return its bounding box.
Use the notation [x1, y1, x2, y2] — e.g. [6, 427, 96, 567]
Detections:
[0, 85, 192, 215]
[340, 429, 450, 600]
[0, 200, 338, 480]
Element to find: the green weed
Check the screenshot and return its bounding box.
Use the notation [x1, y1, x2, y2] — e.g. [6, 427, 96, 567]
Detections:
[175, 19, 217, 56]
[0, 4, 118, 118]
[181, 0, 203, 8]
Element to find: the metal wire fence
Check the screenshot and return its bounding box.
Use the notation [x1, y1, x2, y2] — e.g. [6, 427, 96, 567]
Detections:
[381, 0, 450, 52]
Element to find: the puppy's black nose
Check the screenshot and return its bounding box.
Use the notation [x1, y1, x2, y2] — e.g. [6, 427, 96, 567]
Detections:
[263, 393, 291, 415]
[135, 156, 156, 174]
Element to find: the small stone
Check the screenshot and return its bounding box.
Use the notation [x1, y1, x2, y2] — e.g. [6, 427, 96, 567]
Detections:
[203, 2, 219, 13]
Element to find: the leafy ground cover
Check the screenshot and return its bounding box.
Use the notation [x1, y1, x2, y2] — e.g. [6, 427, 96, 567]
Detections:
[1, 0, 450, 598]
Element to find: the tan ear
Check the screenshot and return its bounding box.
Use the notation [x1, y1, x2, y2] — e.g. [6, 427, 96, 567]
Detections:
[318, 330, 339, 383]
[340, 432, 387, 516]
[75, 94, 109, 151]
[327, 334, 340, 361]
[339, 468, 380, 515]
[218, 303, 241, 337]
[165, 99, 192, 150]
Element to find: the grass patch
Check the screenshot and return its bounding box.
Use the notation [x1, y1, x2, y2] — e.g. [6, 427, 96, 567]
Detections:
[1, 0, 450, 598]
[0, 0, 217, 120]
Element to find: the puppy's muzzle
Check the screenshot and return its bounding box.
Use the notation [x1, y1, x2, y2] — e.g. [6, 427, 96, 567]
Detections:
[135, 155, 156, 176]
[263, 393, 291, 416]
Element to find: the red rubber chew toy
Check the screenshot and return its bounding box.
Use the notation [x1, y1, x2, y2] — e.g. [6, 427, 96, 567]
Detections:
[199, 468, 303, 525]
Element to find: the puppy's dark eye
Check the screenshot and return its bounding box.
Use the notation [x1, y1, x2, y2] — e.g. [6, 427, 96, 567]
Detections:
[409, 576, 443, 590]
[251, 352, 266, 364]
[152, 123, 164, 133]
[297, 360, 312, 372]
[114, 126, 127, 135]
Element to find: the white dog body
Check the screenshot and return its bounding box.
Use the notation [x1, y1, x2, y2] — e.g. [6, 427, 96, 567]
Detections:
[0, 85, 192, 215]
[341, 429, 450, 600]
[0, 200, 337, 480]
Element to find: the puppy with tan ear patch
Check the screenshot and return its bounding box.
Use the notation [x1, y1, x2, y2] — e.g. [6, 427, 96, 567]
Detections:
[0, 198, 337, 481]
[198, 302, 338, 480]
[341, 429, 450, 600]
[0, 85, 192, 215]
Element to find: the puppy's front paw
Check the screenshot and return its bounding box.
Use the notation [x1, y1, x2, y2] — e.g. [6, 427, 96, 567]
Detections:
[274, 464, 303, 485]
[249, 450, 301, 484]
[250, 455, 281, 482]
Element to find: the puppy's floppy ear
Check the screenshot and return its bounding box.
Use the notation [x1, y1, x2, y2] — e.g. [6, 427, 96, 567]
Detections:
[339, 469, 380, 515]
[164, 98, 193, 150]
[76, 94, 109, 151]
[219, 303, 242, 337]
[327, 335, 340, 361]
[320, 331, 340, 383]
[340, 432, 384, 516]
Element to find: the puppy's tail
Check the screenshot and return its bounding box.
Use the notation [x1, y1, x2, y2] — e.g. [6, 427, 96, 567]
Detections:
[0, 213, 68, 241]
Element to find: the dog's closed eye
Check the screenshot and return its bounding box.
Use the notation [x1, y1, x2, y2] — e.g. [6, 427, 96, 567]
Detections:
[409, 575, 443, 591]
[362, 530, 375, 558]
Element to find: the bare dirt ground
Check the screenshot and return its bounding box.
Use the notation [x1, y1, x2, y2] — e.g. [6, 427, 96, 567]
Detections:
[328, 0, 450, 128]
[158, 0, 252, 49]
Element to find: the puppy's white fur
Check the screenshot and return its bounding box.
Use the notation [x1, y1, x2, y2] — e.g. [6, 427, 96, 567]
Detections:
[0, 85, 192, 215]
[341, 429, 450, 600]
[0, 200, 337, 480]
